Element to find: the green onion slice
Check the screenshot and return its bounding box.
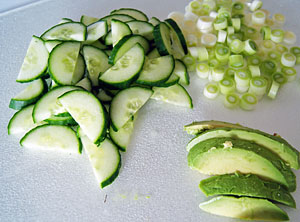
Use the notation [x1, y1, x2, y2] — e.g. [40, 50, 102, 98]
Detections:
[249, 76, 268, 96]
[268, 80, 280, 99]
[282, 67, 297, 82]
[244, 39, 257, 55]
[281, 52, 296, 67]
[215, 45, 230, 62]
[212, 66, 226, 81]
[247, 55, 261, 66]
[204, 83, 220, 99]
[229, 54, 244, 68]
[240, 93, 257, 111]
[214, 17, 228, 30]
[271, 29, 284, 43]
[260, 60, 277, 75]
[249, 65, 261, 77]
[196, 63, 210, 79]
[219, 77, 235, 94]
[272, 72, 287, 85]
[224, 93, 240, 108]
[234, 68, 251, 86]
[230, 39, 244, 54]
[260, 26, 271, 40]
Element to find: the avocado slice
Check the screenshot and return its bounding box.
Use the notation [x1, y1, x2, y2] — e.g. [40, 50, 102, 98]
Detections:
[184, 120, 246, 135]
[186, 127, 300, 170]
[188, 137, 296, 191]
[199, 173, 296, 208]
[199, 196, 289, 221]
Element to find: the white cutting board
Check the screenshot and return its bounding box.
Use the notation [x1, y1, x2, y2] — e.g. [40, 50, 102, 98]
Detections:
[0, 0, 299, 221]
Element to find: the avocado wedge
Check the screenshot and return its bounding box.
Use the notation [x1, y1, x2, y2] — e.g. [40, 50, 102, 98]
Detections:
[184, 120, 246, 135]
[186, 127, 300, 170]
[199, 173, 296, 208]
[188, 137, 296, 192]
[199, 196, 289, 221]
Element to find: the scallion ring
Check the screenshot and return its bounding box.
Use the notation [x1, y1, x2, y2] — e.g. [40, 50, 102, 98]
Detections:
[203, 83, 220, 99]
[197, 16, 214, 30]
[229, 54, 244, 68]
[249, 65, 261, 77]
[182, 55, 196, 72]
[272, 72, 287, 85]
[260, 60, 277, 75]
[260, 26, 271, 40]
[230, 39, 244, 54]
[249, 76, 267, 96]
[281, 52, 296, 67]
[217, 30, 227, 43]
[215, 45, 230, 62]
[212, 66, 226, 81]
[240, 93, 257, 110]
[282, 67, 297, 82]
[247, 55, 262, 66]
[249, 0, 263, 12]
[214, 17, 228, 30]
[196, 63, 210, 79]
[235, 68, 251, 86]
[268, 80, 280, 99]
[219, 77, 235, 94]
[283, 31, 297, 45]
[224, 93, 240, 108]
[225, 68, 236, 77]
[270, 29, 284, 43]
[290, 46, 300, 64]
[272, 13, 285, 26]
[201, 33, 217, 47]
[252, 10, 266, 25]
[244, 39, 257, 55]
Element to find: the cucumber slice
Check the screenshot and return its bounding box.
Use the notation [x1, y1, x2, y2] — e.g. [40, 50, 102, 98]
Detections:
[20, 125, 81, 153]
[48, 41, 81, 85]
[89, 40, 108, 50]
[100, 14, 135, 26]
[136, 55, 175, 86]
[174, 59, 189, 85]
[8, 105, 43, 136]
[85, 20, 108, 43]
[41, 22, 87, 41]
[17, 36, 49, 83]
[151, 84, 193, 108]
[158, 73, 180, 87]
[75, 77, 92, 91]
[96, 90, 113, 103]
[108, 34, 149, 64]
[153, 22, 173, 56]
[58, 90, 108, 144]
[110, 115, 135, 151]
[99, 44, 145, 89]
[110, 87, 153, 130]
[44, 115, 77, 126]
[147, 48, 160, 59]
[44, 40, 62, 52]
[71, 53, 85, 84]
[149, 17, 161, 26]
[80, 15, 99, 26]
[127, 20, 154, 40]
[80, 135, 121, 188]
[104, 31, 112, 45]
[111, 8, 148, 21]
[9, 78, 47, 110]
[165, 18, 188, 56]
[33, 86, 82, 123]
[111, 19, 132, 46]
[59, 18, 73, 24]
[82, 45, 110, 86]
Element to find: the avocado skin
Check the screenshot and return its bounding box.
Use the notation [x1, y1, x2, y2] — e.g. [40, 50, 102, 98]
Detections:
[188, 127, 300, 169]
[199, 196, 289, 221]
[199, 173, 296, 208]
[188, 137, 296, 192]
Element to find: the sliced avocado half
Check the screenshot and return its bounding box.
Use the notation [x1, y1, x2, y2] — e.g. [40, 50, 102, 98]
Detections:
[199, 196, 289, 221]
[184, 120, 246, 135]
[188, 137, 296, 192]
[199, 173, 296, 208]
[186, 127, 300, 169]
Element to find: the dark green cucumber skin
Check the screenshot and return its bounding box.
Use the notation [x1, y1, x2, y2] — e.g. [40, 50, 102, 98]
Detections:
[20, 124, 82, 154]
[110, 8, 148, 21]
[58, 90, 108, 146]
[40, 22, 87, 41]
[164, 18, 188, 54]
[44, 116, 77, 126]
[193, 127, 300, 169]
[157, 75, 179, 87]
[9, 79, 48, 110]
[153, 22, 171, 56]
[108, 34, 149, 65]
[99, 45, 145, 89]
[135, 55, 175, 87]
[199, 174, 296, 208]
[188, 137, 296, 192]
[175, 59, 190, 85]
[100, 147, 121, 188]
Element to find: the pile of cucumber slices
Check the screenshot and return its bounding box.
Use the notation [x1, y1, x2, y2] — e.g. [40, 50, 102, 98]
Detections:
[185, 120, 299, 221]
[8, 8, 193, 188]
